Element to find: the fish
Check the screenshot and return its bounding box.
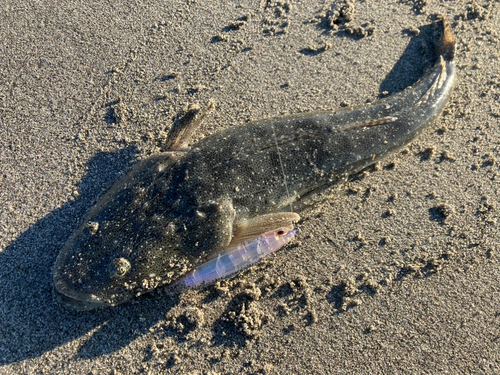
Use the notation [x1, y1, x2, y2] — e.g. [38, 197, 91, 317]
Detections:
[53, 16, 455, 310]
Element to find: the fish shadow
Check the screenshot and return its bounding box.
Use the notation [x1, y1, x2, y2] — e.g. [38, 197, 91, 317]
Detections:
[379, 22, 438, 96]
[0, 146, 181, 364]
[303, 17, 439, 97]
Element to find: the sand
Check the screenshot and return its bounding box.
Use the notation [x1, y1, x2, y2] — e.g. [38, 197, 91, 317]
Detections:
[1, 0, 500, 374]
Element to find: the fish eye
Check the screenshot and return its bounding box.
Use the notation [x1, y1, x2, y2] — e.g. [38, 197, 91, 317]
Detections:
[112, 257, 131, 278]
[276, 230, 287, 236]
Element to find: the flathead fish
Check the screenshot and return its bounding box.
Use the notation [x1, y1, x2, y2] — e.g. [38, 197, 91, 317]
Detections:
[53, 17, 455, 310]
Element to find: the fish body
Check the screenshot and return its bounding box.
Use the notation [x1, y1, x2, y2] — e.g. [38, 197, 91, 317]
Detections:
[53, 17, 455, 310]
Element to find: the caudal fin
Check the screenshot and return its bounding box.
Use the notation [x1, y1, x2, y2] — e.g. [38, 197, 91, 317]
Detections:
[438, 15, 456, 62]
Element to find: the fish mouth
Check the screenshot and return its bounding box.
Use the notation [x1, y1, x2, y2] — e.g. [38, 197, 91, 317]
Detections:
[53, 280, 110, 311]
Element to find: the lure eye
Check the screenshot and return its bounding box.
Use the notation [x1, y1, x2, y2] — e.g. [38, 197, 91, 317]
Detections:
[112, 257, 131, 278]
[276, 230, 287, 236]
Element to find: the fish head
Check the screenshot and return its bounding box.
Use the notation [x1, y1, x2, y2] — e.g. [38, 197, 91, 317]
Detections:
[53, 192, 236, 311]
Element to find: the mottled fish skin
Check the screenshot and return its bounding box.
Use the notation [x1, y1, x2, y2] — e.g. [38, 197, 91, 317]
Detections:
[53, 17, 455, 310]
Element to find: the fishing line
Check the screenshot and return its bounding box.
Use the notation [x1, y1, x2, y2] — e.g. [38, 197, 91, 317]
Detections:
[271, 123, 294, 215]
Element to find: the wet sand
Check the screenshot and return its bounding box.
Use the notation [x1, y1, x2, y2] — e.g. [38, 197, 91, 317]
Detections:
[1, 0, 500, 373]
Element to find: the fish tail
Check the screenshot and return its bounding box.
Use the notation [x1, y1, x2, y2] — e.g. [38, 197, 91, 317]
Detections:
[438, 15, 456, 62]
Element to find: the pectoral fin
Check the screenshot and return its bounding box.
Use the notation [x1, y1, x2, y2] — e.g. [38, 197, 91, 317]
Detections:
[182, 198, 236, 257]
[230, 212, 300, 247]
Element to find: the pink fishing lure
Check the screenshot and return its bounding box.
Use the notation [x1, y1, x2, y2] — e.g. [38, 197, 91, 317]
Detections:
[173, 227, 298, 290]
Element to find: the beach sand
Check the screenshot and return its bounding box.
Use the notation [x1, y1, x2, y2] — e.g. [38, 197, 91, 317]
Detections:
[1, 0, 500, 373]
